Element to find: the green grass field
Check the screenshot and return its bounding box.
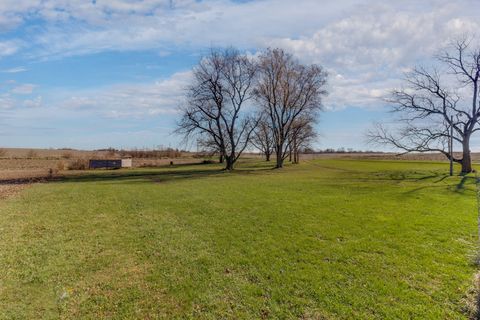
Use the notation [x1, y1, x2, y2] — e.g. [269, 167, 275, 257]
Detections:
[0, 159, 478, 319]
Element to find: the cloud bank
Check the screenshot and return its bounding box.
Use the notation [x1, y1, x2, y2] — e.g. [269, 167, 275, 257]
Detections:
[0, 0, 479, 148]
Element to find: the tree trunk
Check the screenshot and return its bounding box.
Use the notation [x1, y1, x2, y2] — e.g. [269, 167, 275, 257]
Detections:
[265, 152, 270, 162]
[275, 148, 283, 168]
[219, 154, 224, 164]
[288, 148, 292, 162]
[294, 150, 300, 164]
[225, 156, 234, 170]
[293, 137, 298, 164]
[461, 138, 472, 174]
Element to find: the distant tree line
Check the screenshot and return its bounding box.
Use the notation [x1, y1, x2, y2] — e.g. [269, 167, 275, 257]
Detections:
[176, 47, 328, 170]
[96, 147, 186, 159]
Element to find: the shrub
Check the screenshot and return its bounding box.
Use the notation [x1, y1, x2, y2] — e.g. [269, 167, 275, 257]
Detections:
[118, 148, 183, 159]
[57, 161, 66, 171]
[193, 152, 213, 158]
[48, 168, 59, 178]
[26, 149, 38, 158]
[106, 151, 116, 158]
[62, 152, 73, 159]
[68, 159, 88, 170]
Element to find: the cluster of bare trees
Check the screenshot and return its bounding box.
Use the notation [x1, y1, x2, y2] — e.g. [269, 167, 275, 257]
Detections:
[177, 47, 328, 170]
[368, 38, 480, 174]
[177, 39, 479, 174]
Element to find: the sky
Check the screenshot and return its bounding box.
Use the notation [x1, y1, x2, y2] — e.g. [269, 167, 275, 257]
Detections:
[0, 0, 478, 151]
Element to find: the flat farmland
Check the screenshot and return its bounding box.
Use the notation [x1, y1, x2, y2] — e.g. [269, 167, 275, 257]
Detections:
[0, 148, 200, 172]
[0, 159, 477, 319]
[0, 148, 205, 200]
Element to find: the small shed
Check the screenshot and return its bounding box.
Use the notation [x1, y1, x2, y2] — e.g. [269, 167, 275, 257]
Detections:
[121, 158, 132, 168]
[89, 159, 122, 169]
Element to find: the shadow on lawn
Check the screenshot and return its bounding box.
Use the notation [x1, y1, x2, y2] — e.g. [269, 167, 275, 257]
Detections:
[401, 173, 476, 196]
[413, 173, 449, 183]
[455, 175, 475, 191]
[59, 163, 273, 185]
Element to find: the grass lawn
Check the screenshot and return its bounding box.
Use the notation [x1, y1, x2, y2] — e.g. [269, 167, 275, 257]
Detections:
[0, 159, 478, 319]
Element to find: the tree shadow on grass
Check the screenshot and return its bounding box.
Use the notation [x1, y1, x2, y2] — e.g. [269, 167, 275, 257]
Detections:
[58, 163, 274, 185]
[400, 174, 476, 197]
[413, 173, 449, 183]
[401, 184, 451, 197]
[455, 175, 475, 191]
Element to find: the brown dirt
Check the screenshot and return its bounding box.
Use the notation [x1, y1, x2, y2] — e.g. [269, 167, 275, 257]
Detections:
[0, 171, 58, 200]
[0, 184, 27, 200]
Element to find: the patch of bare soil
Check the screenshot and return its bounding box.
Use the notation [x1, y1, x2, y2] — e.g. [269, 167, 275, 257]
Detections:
[0, 183, 27, 200]
[0, 171, 57, 200]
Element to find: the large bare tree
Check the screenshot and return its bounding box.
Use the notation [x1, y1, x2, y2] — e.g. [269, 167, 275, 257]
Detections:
[176, 48, 258, 170]
[369, 39, 480, 174]
[254, 48, 327, 168]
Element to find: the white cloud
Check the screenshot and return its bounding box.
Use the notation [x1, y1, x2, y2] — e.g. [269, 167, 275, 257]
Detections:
[0, 81, 39, 109]
[56, 70, 191, 118]
[0, 94, 15, 109]
[0, 40, 21, 57]
[23, 96, 42, 108]
[272, 2, 479, 67]
[0, 0, 479, 113]
[11, 83, 36, 95]
[266, 1, 480, 109]
[2, 66, 27, 73]
[2, 0, 361, 59]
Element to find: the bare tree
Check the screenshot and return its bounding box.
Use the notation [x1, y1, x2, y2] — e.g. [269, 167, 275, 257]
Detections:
[368, 39, 480, 174]
[289, 117, 317, 164]
[254, 48, 327, 168]
[176, 48, 258, 170]
[196, 136, 224, 163]
[250, 118, 274, 161]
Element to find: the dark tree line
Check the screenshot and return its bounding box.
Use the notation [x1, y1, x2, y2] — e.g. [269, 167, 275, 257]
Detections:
[177, 47, 328, 170]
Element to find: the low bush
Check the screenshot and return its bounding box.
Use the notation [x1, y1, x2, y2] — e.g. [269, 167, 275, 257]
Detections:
[68, 159, 88, 170]
[119, 148, 183, 159]
[56, 161, 66, 171]
[62, 152, 73, 159]
[47, 168, 59, 177]
[26, 149, 38, 158]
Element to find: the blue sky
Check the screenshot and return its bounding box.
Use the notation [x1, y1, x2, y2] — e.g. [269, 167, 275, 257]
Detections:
[0, 0, 478, 150]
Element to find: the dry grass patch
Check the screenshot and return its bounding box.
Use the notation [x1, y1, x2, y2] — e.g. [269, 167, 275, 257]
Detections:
[0, 184, 27, 200]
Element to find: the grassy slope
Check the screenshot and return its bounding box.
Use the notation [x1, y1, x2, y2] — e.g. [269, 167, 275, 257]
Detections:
[0, 159, 477, 319]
